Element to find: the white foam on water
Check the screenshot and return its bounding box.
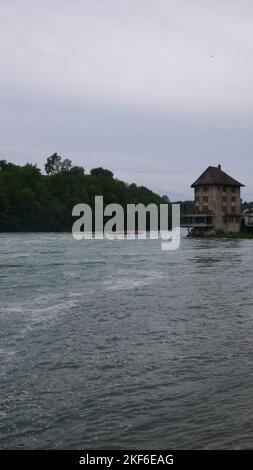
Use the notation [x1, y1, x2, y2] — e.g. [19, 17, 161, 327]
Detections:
[103, 272, 163, 292]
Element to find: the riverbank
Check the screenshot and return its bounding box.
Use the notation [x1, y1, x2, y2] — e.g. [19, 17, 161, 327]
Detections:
[187, 228, 253, 239]
[215, 230, 253, 239]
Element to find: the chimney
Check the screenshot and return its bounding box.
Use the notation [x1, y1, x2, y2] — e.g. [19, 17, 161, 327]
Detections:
[218, 164, 221, 170]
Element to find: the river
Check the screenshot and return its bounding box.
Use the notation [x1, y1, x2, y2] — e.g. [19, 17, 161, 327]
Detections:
[0, 233, 253, 449]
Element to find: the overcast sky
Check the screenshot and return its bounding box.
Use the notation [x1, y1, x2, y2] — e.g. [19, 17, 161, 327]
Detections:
[1, 0, 253, 200]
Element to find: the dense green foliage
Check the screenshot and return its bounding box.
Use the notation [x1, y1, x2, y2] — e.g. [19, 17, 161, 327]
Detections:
[241, 200, 253, 213]
[0, 156, 169, 232]
[175, 200, 195, 214]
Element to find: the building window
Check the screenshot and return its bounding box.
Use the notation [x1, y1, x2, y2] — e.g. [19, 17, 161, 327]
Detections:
[231, 206, 236, 213]
[232, 196, 236, 202]
[223, 187, 227, 192]
[232, 187, 236, 193]
[204, 186, 208, 192]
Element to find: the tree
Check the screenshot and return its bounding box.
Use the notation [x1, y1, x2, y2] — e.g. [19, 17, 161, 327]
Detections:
[90, 167, 113, 178]
[0, 158, 169, 232]
[45, 153, 62, 174]
[69, 166, 85, 175]
[60, 158, 72, 172]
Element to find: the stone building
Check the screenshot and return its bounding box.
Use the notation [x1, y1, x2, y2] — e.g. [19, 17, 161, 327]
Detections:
[181, 165, 245, 235]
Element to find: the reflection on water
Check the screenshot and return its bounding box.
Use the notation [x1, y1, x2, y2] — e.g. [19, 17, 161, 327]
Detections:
[0, 234, 253, 449]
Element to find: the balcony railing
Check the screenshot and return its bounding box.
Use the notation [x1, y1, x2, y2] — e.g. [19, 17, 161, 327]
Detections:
[181, 214, 214, 228]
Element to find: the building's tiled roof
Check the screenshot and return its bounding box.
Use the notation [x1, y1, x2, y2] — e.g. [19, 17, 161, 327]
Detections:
[191, 165, 245, 188]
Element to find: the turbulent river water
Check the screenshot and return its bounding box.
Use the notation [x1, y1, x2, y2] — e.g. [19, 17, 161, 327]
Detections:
[0, 233, 253, 449]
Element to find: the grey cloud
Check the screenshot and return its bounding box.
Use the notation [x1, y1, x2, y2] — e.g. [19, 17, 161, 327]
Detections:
[0, 0, 252, 200]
